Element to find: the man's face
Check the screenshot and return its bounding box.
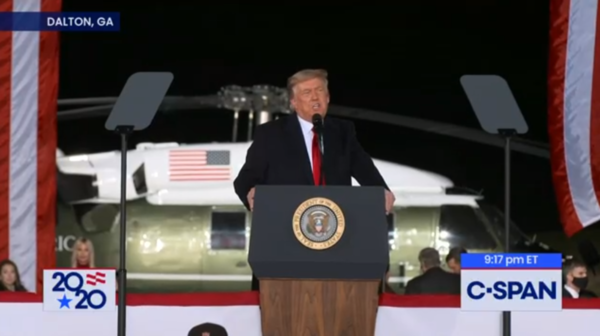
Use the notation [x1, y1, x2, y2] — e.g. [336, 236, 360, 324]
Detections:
[569, 266, 587, 279]
[567, 266, 587, 284]
[290, 77, 329, 121]
[447, 259, 460, 274]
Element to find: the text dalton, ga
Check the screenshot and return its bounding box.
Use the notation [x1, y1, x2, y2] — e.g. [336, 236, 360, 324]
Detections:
[46, 16, 114, 28]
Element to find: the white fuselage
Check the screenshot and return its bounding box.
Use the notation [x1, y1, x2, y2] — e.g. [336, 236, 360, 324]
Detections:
[57, 142, 481, 208]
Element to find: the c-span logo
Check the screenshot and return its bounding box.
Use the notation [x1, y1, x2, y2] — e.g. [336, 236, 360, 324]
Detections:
[43, 269, 116, 312]
[460, 253, 562, 311]
[293, 197, 345, 250]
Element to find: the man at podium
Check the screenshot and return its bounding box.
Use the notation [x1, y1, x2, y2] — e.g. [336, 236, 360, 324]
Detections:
[234, 68, 395, 290]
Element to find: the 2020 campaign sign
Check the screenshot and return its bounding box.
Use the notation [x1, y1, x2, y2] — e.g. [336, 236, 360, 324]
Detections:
[460, 253, 562, 311]
[43, 269, 116, 312]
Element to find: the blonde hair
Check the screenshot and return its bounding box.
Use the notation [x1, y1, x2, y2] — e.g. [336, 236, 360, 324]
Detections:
[71, 237, 96, 268]
[287, 69, 328, 97]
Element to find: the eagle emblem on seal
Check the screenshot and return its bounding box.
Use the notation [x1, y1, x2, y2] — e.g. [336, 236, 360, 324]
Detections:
[307, 210, 330, 237]
[292, 197, 346, 250]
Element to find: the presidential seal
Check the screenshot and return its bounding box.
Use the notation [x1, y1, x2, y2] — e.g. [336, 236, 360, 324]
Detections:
[292, 197, 345, 250]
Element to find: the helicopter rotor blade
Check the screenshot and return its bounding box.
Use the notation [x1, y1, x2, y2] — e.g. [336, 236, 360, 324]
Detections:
[57, 95, 549, 159]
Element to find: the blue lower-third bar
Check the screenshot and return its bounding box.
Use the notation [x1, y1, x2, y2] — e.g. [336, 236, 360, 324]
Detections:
[461, 253, 562, 269]
[0, 12, 120, 31]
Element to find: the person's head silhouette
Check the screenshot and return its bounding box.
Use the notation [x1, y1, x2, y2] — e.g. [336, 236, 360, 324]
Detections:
[188, 323, 228, 336]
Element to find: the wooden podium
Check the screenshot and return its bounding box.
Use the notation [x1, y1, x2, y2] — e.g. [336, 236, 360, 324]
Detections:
[249, 186, 389, 336]
[259, 279, 379, 336]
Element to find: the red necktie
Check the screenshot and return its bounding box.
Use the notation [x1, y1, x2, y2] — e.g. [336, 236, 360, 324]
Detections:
[312, 128, 323, 185]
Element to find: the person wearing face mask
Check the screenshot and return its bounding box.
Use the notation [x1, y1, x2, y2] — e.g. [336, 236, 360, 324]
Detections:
[562, 259, 597, 298]
[234, 69, 394, 291]
[404, 248, 460, 295]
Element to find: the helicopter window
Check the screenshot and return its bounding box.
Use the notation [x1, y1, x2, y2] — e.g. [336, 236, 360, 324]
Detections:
[210, 211, 246, 250]
[387, 213, 395, 250]
[476, 202, 529, 247]
[439, 205, 498, 251]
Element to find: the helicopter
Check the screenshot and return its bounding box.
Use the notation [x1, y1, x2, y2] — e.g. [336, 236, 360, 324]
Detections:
[56, 140, 553, 293]
[54, 86, 564, 293]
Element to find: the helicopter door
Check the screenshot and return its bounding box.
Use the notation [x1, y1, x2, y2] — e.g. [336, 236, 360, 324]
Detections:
[202, 207, 250, 290]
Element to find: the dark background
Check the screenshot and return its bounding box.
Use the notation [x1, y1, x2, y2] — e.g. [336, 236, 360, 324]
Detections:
[57, 4, 557, 233]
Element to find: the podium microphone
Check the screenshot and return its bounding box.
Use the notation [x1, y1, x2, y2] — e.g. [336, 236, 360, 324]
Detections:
[312, 114, 325, 185]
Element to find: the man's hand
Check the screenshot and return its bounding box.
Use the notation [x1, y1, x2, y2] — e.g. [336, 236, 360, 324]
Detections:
[385, 189, 395, 215]
[247, 187, 256, 211]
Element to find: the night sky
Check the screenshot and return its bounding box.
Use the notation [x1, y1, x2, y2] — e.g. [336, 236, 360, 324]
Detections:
[57, 3, 556, 233]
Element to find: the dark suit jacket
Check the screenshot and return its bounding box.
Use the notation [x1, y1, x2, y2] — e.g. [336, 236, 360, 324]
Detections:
[234, 115, 389, 290]
[562, 287, 598, 298]
[404, 267, 461, 295]
[234, 115, 389, 209]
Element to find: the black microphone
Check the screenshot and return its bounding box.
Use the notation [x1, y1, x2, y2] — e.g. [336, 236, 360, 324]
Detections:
[312, 113, 324, 133]
[311, 114, 324, 154]
[312, 114, 325, 185]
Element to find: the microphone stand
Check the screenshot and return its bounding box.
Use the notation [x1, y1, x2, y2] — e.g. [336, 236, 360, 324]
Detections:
[499, 128, 515, 336]
[317, 131, 325, 186]
[116, 126, 131, 336]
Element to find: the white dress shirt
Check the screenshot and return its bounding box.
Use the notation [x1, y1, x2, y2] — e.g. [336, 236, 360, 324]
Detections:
[564, 284, 579, 298]
[297, 115, 316, 168]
